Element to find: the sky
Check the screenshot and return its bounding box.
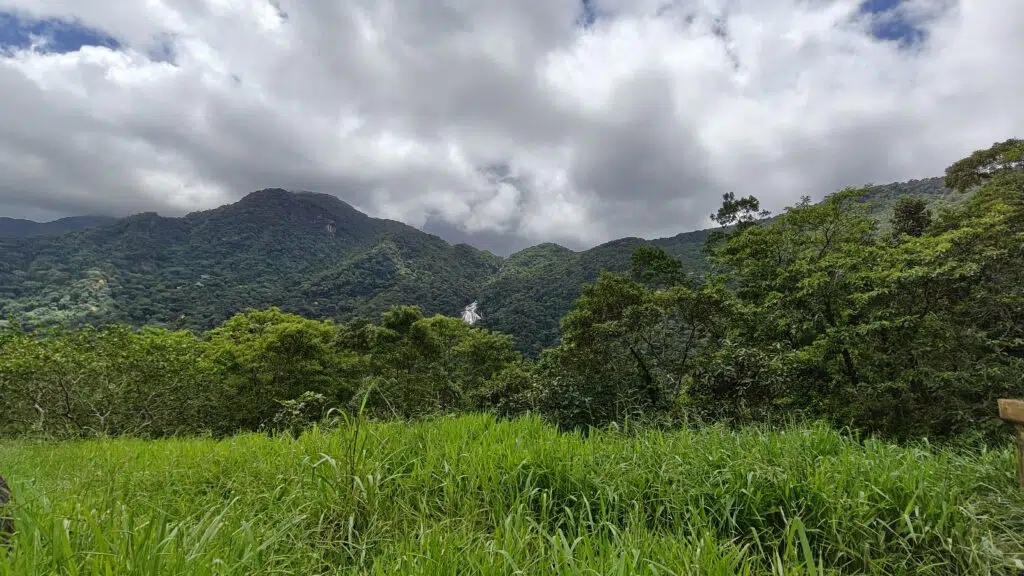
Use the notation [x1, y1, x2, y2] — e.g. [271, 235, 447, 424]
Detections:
[0, 1, 1021, 254]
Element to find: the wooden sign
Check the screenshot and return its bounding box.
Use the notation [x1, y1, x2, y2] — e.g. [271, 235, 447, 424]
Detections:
[998, 399, 1024, 488]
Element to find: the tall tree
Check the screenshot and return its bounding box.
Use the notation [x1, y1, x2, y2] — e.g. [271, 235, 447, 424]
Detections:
[716, 190, 877, 411]
[202, 308, 356, 433]
[542, 254, 732, 429]
[696, 140, 1024, 440]
[353, 306, 521, 418]
[890, 196, 932, 238]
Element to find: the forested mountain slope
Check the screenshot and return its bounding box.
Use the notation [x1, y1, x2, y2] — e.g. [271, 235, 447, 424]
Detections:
[0, 215, 116, 238]
[0, 177, 962, 354]
[0, 189, 500, 330]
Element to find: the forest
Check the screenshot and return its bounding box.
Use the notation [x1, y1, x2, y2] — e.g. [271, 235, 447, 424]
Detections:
[0, 139, 1023, 574]
[2, 138, 1021, 443]
[0, 173, 960, 360]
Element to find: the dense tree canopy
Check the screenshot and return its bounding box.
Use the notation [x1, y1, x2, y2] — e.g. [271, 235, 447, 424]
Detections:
[890, 196, 932, 238]
[944, 138, 1024, 193]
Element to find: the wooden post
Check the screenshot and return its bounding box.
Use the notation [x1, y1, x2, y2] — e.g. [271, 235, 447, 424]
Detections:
[998, 399, 1024, 489]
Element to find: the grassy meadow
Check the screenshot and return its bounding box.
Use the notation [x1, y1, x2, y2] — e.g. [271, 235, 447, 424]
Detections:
[1, 414, 1023, 575]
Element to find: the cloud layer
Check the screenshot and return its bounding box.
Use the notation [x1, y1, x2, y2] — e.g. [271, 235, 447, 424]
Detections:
[0, 0, 1021, 251]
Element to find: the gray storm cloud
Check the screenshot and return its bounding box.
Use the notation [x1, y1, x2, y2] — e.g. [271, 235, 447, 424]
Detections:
[0, 0, 1022, 250]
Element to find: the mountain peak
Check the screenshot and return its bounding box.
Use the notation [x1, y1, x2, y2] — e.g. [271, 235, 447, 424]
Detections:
[234, 188, 366, 220]
[237, 187, 296, 204]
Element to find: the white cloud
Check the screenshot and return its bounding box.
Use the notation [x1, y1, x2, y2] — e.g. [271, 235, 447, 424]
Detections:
[0, 0, 1021, 250]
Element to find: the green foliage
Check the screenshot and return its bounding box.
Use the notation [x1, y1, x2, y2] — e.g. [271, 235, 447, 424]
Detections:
[1, 415, 1021, 574]
[854, 176, 965, 231]
[526, 139, 1021, 442]
[890, 196, 932, 238]
[0, 190, 499, 339]
[0, 324, 211, 438]
[1, 139, 1021, 445]
[472, 360, 543, 417]
[0, 216, 116, 238]
[853, 169, 1024, 440]
[272, 391, 333, 436]
[203, 307, 358, 434]
[688, 141, 1024, 441]
[1, 139, 1023, 571]
[685, 339, 797, 424]
[475, 241, 640, 357]
[707, 191, 772, 244]
[355, 307, 522, 418]
[0, 303, 523, 439]
[631, 243, 689, 289]
[0, 177, 963, 356]
[540, 261, 734, 429]
[944, 138, 1024, 192]
[710, 188, 879, 390]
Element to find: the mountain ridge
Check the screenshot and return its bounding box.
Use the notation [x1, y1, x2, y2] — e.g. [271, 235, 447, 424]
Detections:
[0, 177, 959, 354]
[0, 215, 118, 238]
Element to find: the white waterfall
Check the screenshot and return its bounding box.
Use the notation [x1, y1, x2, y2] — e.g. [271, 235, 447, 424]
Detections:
[460, 301, 482, 325]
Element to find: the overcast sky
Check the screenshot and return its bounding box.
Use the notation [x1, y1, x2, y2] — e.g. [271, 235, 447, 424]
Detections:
[0, 0, 1021, 253]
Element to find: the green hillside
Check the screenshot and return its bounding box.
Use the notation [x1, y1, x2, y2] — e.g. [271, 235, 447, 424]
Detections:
[0, 189, 500, 333]
[855, 176, 969, 228]
[0, 178, 965, 354]
[0, 215, 116, 238]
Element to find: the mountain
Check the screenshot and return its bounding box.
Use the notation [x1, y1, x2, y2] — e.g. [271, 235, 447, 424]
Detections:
[474, 231, 711, 356]
[0, 178, 962, 354]
[0, 189, 500, 331]
[0, 215, 117, 237]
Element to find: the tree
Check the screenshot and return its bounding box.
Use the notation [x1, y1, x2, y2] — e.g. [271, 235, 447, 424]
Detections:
[202, 308, 357, 433]
[541, 258, 733, 429]
[631, 244, 689, 290]
[698, 146, 1024, 441]
[0, 325, 211, 438]
[711, 192, 771, 229]
[474, 360, 543, 418]
[890, 196, 932, 238]
[944, 138, 1024, 193]
[352, 306, 521, 418]
[704, 188, 881, 424]
[704, 192, 773, 250]
[850, 168, 1024, 440]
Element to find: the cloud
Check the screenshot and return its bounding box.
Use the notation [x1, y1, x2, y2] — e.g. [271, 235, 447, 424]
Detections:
[0, 0, 1021, 251]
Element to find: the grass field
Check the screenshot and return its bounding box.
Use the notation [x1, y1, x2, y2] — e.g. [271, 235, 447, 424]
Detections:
[1, 414, 1023, 575]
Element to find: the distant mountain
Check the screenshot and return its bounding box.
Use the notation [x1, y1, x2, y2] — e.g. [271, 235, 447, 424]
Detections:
[0, 215, 117, 237]
[0, 189, 500, 333]
[0, 178, 963, 355]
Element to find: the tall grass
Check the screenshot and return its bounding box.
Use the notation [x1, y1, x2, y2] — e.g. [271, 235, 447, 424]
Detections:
[1, 414, 1022, 574]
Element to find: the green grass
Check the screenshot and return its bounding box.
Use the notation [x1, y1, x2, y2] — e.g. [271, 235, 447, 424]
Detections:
[1, 414, 1022, 575]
